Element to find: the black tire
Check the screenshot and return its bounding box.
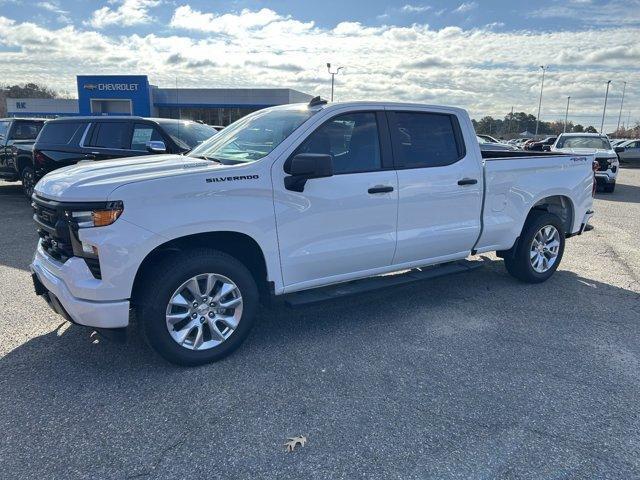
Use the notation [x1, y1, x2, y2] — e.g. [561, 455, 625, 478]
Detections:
[136, 249, 259, 366]
[20, 165, 35, 199]
[603, 181, 615, 193]
[504, 211, 565, 284]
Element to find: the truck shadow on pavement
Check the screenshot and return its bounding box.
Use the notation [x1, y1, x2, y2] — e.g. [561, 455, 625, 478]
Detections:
[1, 258, 639, 478]
[0, 182, 37, 271]
[595, 182, 640, 204]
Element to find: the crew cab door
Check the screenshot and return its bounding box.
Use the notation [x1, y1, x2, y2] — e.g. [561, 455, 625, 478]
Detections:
[273, 110, 399, 290]
[387, 108, 483, 264]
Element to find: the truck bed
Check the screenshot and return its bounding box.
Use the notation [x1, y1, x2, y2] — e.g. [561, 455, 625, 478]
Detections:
[474, 151, 595, 253]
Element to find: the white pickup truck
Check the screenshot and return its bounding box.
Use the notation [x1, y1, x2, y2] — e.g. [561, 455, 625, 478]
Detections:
[31, 99, 595, 365]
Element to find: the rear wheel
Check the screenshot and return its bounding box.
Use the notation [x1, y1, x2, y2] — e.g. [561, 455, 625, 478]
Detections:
[136, 249, 259, 366]
[20, 166, 35, 199]
[504, 211, 565, 283]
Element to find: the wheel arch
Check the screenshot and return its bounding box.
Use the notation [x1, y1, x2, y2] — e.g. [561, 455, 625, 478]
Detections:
[529, 194, 575, 235]
[16, 153, 34, 173]
[131, 231, 272, 305]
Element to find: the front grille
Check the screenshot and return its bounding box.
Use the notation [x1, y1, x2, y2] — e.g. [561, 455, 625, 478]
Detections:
[597, 158, 609, 171]
[32, 195, 103, 279]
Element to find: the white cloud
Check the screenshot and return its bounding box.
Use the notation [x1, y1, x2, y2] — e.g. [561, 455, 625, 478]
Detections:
[453, 2, 478, 13]
[87, 0, 161, 29]
[170, 5, 288, 35]
[0, 6, 638, 128]
[37, 1, 70, 23]
[400, 4, 431, 13]
[530, 0, 640, 26]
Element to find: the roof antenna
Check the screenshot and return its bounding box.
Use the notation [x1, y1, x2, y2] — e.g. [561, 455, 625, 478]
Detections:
[308, 96, 328, 107]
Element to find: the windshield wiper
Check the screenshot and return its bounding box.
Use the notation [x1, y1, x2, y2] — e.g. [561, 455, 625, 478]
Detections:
[189, 154, 224, 164]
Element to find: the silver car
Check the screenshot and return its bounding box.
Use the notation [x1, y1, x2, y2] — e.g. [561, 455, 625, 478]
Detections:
[616, 139, 640, 165]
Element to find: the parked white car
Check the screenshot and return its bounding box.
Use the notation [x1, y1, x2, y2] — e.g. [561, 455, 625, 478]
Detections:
[31, 99, 595, 365]
[552, 133, 619, 192]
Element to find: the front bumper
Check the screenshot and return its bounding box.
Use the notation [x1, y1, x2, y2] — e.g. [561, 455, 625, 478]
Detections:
[31, 245, 130, 329]
[595, 172, 615, 184]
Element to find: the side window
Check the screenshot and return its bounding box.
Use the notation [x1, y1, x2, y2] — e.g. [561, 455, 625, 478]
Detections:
[87, 122, 129, 149]
[389, 112, 465, 168]
[130, 123, 163, 150]
[295, 112, 381, 174]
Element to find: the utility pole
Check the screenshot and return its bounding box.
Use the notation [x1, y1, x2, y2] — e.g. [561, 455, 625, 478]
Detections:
[616, 81, 627, 133]
[508, 105, 514, 134]
[600, 80, 611, 134]
[535, 65, 548, 137]
[564, 96, 571, 133]
[326, 63, 344, 102]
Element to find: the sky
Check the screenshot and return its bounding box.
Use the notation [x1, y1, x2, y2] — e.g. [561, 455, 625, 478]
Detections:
[0, 0, 638, 129]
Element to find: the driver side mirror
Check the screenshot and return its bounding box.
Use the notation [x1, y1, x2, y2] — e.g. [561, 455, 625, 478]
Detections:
[614, 146, 625, 154]
[284, 153, 333, 192]
[146, 140, 166, 154]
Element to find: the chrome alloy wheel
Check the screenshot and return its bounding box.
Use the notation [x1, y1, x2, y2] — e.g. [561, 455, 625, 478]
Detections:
[165, 273, 243, 351]
[530, 225, 561, 273]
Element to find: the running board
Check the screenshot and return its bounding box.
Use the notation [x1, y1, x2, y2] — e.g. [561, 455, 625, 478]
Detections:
[283, 260, 482, 307]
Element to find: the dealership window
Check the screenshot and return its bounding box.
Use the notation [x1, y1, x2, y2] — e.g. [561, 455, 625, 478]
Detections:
[157, 106, 264, 127]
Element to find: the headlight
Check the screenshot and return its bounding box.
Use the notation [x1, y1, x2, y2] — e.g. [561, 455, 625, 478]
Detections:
[68, 201, 124, 228]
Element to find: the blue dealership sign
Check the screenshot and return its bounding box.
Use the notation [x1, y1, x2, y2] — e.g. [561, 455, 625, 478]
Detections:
[77, 75, 151, 116]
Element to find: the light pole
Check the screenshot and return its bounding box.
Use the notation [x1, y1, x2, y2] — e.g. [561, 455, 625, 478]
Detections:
[564, 96, 571, 133]
[616, 81, 627, 133]
[326, 63, 343, 102]
[600, 80, 611, 134]
[535, 65, 548, 137]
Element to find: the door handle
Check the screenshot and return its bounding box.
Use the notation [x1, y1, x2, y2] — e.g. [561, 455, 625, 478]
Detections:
[457, 178, 478, 186]
[368, 185, 394, 194]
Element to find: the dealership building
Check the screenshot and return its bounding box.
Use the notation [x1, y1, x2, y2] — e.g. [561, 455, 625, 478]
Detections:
[6, 75, 313, 125]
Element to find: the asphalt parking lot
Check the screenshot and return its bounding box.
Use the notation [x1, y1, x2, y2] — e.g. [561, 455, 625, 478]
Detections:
[1, 170, 639, 480]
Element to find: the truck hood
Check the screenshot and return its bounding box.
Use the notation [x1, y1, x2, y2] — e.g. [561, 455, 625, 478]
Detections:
[553, 147, 615, 158]
[34, 154, 221, 201]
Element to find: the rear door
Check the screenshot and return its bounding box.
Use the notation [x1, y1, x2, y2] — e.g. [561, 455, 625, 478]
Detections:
[388, 108, 483, 265]
[273, 110, 399, 290]
[621, 141, 640, 162]
[83, 121, 133, 160]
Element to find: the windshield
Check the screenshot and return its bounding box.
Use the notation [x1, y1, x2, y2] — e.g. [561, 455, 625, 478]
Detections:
[188, 107, 316, 164]
[556, 136, 611, 150]
[162, 122, 217, 150]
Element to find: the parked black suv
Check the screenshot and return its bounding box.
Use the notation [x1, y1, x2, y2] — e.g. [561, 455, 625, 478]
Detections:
[0, 118, 46, 196]
[32, 116, 217, 186]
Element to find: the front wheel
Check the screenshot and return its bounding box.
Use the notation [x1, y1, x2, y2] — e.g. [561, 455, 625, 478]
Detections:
[20, 166, 35, 199]
[136, 249, 259, 366]
[504, 211, 565, 283]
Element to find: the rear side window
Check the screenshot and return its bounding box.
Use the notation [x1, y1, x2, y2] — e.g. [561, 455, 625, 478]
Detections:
[130, 123, 164, 150]
[37, 122, 86, 145]
[11, 121, 44, 140]
[87, 122, 129, 149]
[389, 112, 465, 168]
